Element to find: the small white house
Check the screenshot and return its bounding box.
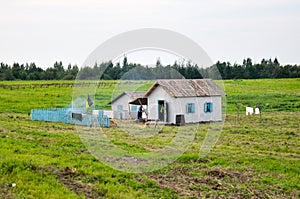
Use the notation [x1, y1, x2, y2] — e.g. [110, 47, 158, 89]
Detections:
[109, 92, 146, 119]
[130, 79, 225, 125]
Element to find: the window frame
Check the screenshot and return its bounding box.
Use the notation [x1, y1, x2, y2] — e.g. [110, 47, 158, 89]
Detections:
[131, 105, 137, 112]
[117, 105, 123, 111]
[204, 102, 213, 113]
[186, 103, 195, 114]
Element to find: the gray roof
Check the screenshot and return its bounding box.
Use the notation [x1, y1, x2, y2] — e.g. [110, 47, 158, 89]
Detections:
[109, 91, 146, 104]
[144, 79, 225, 98]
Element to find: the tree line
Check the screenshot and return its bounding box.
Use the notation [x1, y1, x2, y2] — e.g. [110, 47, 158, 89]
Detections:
[0, 57, 299, 81]
[0, 62, 79, 81]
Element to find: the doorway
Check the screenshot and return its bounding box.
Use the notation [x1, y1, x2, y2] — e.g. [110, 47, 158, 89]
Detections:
[117, 105, 123, 120]
[158, 100, 168, 122]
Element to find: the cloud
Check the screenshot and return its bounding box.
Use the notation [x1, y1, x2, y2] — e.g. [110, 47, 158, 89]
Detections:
[0, 0, 299, 66]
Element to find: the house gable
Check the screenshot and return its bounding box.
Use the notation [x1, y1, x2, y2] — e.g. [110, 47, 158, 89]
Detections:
[109, 91, 146, 119]
[144, 79, 224, 124]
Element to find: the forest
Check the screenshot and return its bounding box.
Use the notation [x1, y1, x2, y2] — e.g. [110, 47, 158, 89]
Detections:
[0, 57, 299, 81]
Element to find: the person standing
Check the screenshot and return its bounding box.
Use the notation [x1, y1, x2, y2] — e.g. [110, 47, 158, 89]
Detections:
[137, 106, 143, 120]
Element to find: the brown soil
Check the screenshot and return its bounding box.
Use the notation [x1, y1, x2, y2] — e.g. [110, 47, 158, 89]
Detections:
[73, 149, 90, 155]
[0, 184, 14, 199]
[147, 164, 290, 199]
[39, 166, 103, 199]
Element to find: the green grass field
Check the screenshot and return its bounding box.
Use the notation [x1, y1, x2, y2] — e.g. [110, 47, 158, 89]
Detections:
[0, 79, 299, 198]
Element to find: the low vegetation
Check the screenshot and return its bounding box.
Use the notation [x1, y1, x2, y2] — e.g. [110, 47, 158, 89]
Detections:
[0, 78, 299, 198]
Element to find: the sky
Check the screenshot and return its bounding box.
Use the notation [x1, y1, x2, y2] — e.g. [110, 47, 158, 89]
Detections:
[0, 0, 300, 68]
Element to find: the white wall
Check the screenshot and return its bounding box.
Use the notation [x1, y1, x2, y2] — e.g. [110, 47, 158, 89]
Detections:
[173, 96, 222, 123]
[147, 85, 223, 124]
[111, 94, 146, 119]
[111, 94, 130, 119]
[92, 110, 114, 119]
[147, 86, 172, 122]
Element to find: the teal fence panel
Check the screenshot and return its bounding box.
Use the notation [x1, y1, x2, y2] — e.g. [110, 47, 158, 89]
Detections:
[31, 108, 110, 127]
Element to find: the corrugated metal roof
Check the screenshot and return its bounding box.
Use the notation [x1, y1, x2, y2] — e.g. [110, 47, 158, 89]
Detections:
[109, 91, 146, 104]
[128, 98, 148, 105]
[144, 79, 225, 97]
[125, 91, 146, 99]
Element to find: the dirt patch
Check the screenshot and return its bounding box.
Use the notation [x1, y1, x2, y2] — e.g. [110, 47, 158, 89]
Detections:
[110, 120, 118, 127]
[73, 149, 90, 155]
[0, 184, 15, 199]
[56, 168, 98, 198]
[206, 167, 247, 181]
[148, 166, 285, 198]
[38, 166, 104, 199]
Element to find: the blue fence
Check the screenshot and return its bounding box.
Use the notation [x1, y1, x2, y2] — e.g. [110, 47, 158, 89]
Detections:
[31, 108, 110, 127]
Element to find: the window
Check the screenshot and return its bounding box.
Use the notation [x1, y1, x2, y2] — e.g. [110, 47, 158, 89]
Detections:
[186, 103, 195, 114]
[131, 105, 137, 111]
[204, 102, 213, 113]
[117, 105, 123, 111]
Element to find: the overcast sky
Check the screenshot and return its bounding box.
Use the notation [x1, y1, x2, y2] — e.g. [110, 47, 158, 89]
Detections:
[0, 0, 299, 68]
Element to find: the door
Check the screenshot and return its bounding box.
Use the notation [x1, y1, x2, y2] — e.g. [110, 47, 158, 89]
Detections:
[158, 100, 168, 122]
[158, 100, 164, 121]
[117, 105, 123, 120]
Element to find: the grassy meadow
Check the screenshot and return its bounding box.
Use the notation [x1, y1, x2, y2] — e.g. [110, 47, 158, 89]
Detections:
[0, 78, 299, 198]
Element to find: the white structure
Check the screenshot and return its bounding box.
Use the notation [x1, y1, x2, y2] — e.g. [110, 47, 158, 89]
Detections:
[246, 107, 254, 115]
[255, 108, 260, 114]
[129, 79, 225, 125]
[109, 92, 146, 119]
[93, 110, 114, 119]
